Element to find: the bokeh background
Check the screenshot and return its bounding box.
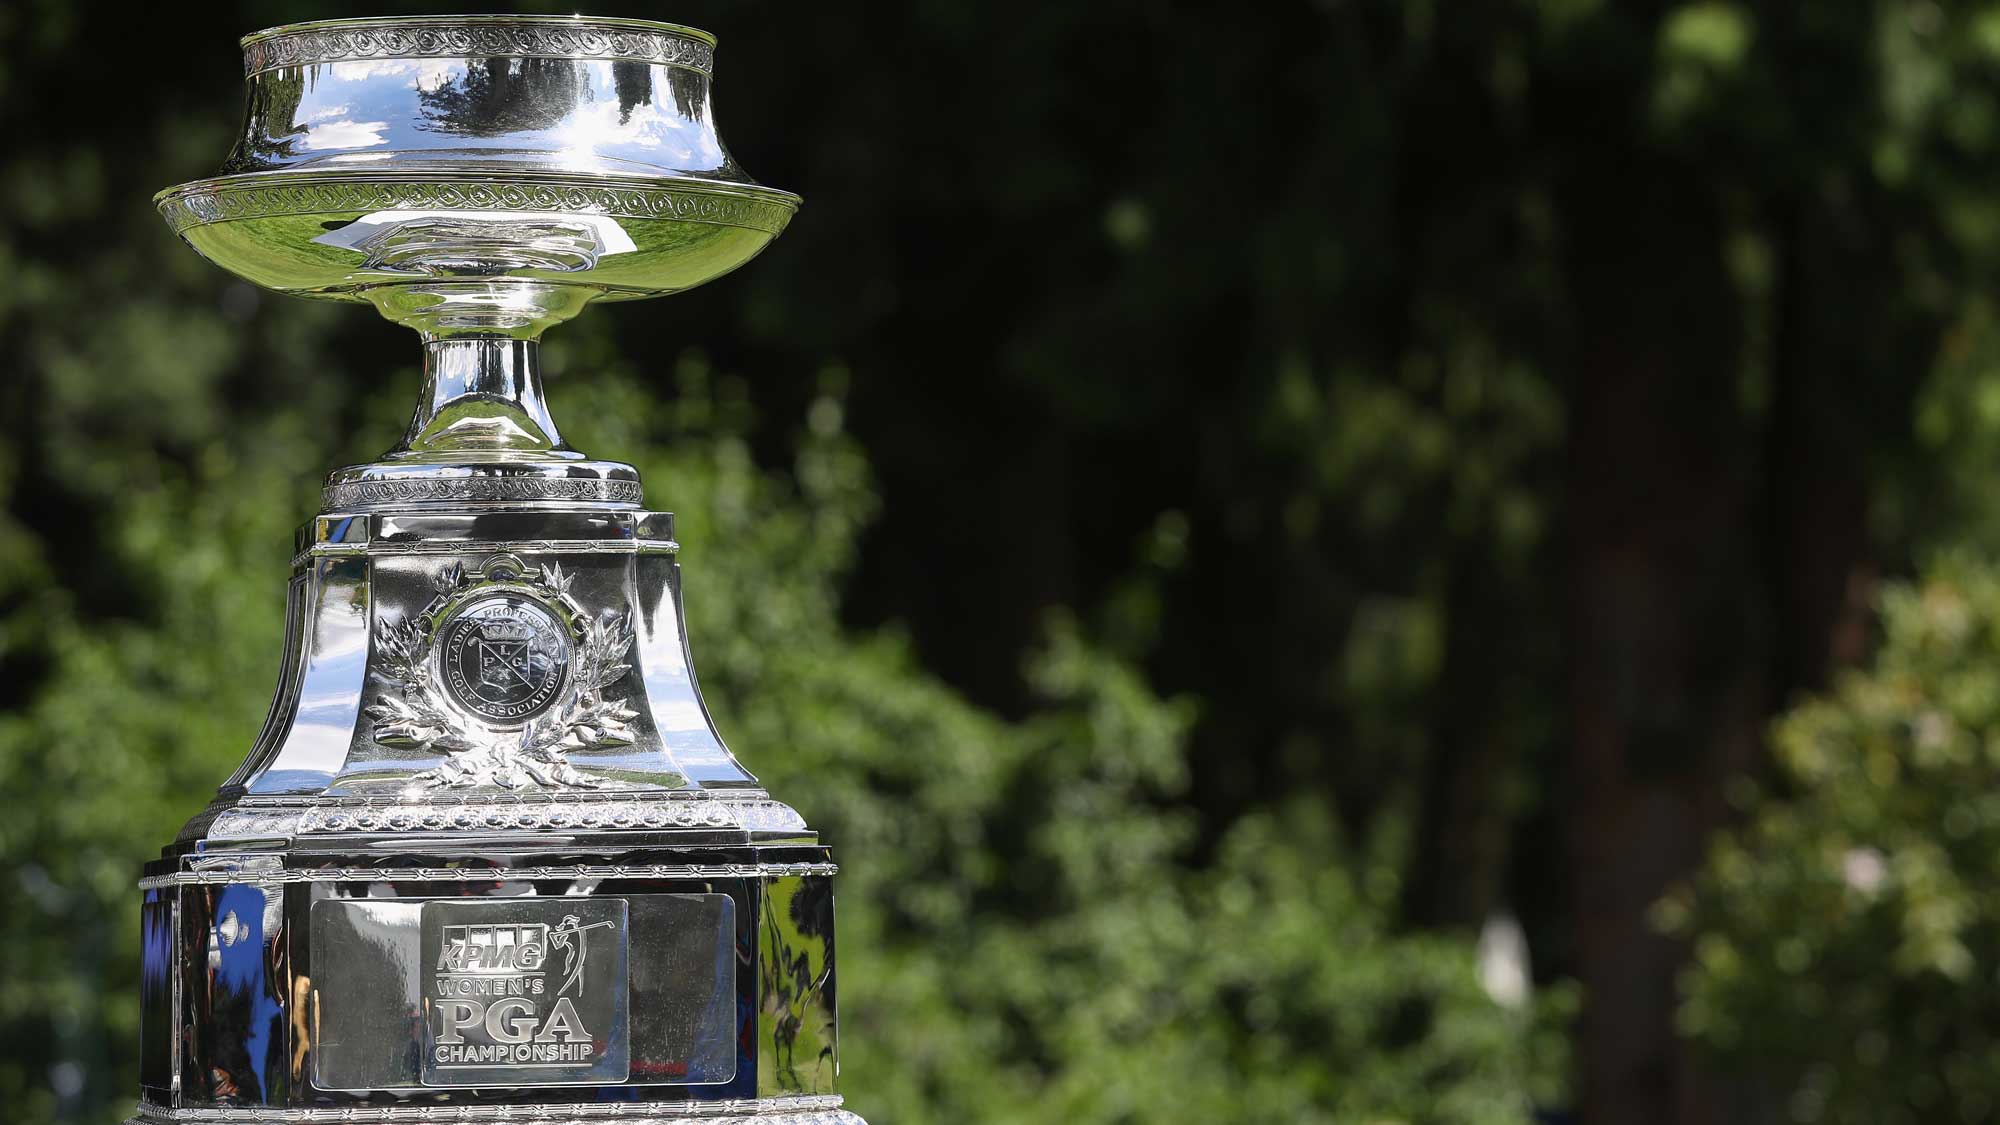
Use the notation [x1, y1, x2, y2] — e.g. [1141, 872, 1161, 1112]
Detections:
[12, 1, 2000, 1122]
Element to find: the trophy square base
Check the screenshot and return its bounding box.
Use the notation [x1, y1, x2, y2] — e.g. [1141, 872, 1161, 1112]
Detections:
[134, 843, 847, 1120]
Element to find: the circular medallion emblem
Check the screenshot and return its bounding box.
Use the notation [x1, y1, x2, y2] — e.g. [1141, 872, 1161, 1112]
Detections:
[436, 594, 573, 724]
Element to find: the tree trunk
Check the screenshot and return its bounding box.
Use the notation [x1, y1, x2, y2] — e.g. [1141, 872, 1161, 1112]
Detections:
[1563, 168, 1767, 1124]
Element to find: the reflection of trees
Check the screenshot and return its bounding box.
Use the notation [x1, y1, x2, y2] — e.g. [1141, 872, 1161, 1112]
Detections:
[611, 61, 651, 125]
[417, 58, 585, 135]
[762, 879, 834, 1094]
[667, 67, 706, 124]
[224, 70, 308, 171]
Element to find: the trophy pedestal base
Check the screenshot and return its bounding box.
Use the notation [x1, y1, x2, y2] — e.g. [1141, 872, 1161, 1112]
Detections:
[136, 840, 847, 1118]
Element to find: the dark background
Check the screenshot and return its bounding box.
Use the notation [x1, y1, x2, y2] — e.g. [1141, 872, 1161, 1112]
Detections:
[9, 2, 2000, 1122]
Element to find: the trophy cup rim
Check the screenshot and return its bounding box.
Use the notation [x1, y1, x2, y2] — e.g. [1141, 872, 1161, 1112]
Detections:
[152, 168, 803, 232]
[240, 12, 722, 56]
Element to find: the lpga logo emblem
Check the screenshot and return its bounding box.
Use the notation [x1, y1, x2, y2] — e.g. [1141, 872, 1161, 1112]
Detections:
[429, 913, 619, 1069]
[548, 913, 613, 996]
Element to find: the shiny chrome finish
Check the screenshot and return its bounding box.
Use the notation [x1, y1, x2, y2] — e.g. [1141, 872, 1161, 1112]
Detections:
[231, 17, 729, 177]
[160, 13, 793, 322]
[135, 17, 863, 1125]
[155, 12, 800, 510]
[401, 340, 567, 455]
[156, 173, 792, 336]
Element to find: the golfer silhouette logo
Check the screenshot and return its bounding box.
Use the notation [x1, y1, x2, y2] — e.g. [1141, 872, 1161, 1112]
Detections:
[547, 913, 617, 997]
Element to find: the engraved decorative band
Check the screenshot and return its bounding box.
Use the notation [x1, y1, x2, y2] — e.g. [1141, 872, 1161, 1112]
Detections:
[131, 1095, 848, 1122]
[242, 21, 717, 78]
[206, 796, 808, 836]
[157, 177, 799, 237]
[322, 476, 648, 510]
[211, 790, 782, 808]
[138, 861, 839, 891]
[294, 537, 682, 570]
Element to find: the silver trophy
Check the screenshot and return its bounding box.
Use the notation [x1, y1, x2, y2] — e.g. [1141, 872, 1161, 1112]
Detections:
[135, 16, 862, 1125]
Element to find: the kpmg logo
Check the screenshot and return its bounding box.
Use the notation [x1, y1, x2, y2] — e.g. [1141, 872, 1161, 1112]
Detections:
[437, 922, 548, 975]
[426, 907, 622, 1075]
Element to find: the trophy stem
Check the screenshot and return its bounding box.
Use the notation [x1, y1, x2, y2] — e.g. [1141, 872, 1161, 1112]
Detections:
[395, 337, 570, 457]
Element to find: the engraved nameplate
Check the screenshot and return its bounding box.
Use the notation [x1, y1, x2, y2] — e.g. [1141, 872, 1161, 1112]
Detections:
[309, 893, 736, 1092]
[420, 899, 629, 1085]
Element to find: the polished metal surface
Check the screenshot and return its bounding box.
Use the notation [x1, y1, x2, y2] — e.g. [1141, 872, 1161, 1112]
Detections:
[231, 17, 729, 176]
[134, 16, 862, 1125]
[182, 509, 763, 805]
[159, 13, 794, 336]
[156, 12, 800, 511]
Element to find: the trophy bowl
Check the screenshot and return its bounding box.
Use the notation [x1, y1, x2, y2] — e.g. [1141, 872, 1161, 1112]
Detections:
[155, 14, 805, 512]
[156, 14, 800, 337]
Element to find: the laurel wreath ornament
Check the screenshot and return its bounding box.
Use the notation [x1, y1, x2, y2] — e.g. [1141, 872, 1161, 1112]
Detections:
[367, 560, 639, 791]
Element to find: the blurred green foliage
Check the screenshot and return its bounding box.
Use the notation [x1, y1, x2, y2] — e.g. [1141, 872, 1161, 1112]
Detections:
[1661, 1, 2000, 1119]
[1670, 556, 2000, 1122]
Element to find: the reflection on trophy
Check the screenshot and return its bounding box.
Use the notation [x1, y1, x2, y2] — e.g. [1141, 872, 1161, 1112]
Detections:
[134, 15, 862, 1124]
